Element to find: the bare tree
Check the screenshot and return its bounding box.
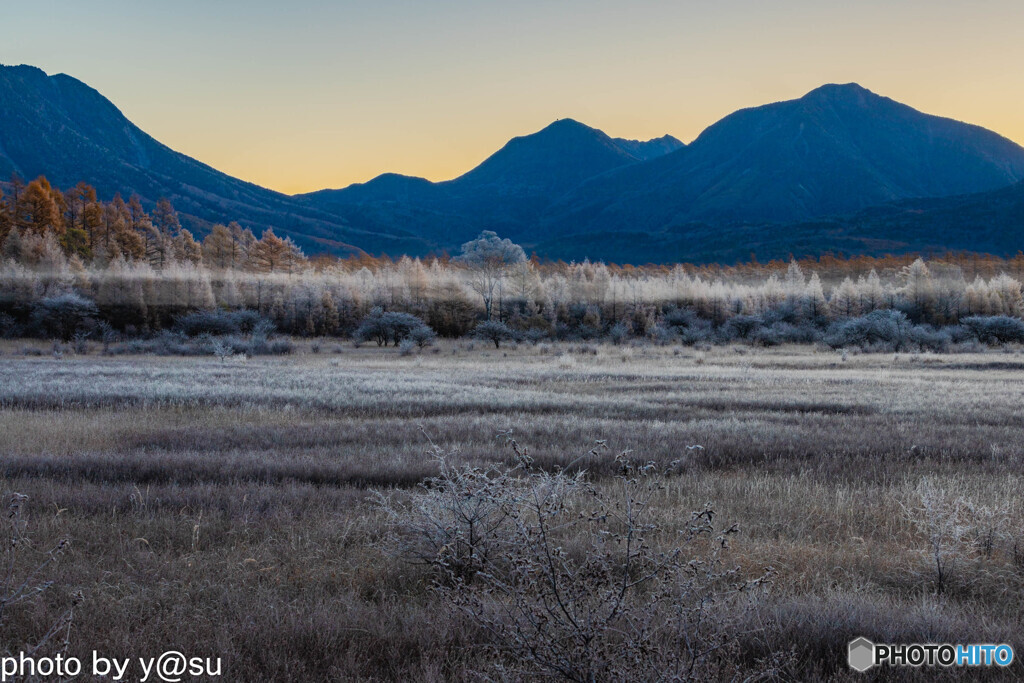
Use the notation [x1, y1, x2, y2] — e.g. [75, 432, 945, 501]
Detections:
[456, 231, 526, 320]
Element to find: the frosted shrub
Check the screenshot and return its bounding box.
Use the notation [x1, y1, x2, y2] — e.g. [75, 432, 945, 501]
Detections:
[902, 479, 1015, 593]
[354, 307, 434, 347]
[753, 322, 813, 347]
[907, 325, 952, 353]
[961, 316, 1024, 344]
[659, 308, 714, 346]
[1, 493, 78, 655]
[472, 320, 518, 349]
[72, 330, 90, 355]
[824, 310, 913, 351]
[30, 293, 98, 341]
[522, 328, 549, 345]
[722, 314, 762, 341]
[407, 325, 436, 348]
[174, 309, 264, 337]
[608, 321, 631, 345]
[380, 435, 776, 680]
[211, 339, 233, 362]
[0, 313, 19, 339]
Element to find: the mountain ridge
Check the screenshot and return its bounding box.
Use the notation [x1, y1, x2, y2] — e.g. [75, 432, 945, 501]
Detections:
[3, 65, 1024, 263]
[537, 83, 1024, 240]
[0, 63, 433, 256]
[298, 117, 684, 247]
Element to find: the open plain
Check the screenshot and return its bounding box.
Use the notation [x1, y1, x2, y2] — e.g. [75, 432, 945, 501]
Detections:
[1, 342, 1023, 680]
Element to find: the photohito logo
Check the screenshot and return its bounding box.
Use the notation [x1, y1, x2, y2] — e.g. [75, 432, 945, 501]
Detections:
[848, 637, 1014, 671]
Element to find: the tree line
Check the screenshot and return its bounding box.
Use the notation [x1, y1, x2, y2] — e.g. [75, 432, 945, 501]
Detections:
[3, 175, 1024, 350]
[0, 175, 305, 273]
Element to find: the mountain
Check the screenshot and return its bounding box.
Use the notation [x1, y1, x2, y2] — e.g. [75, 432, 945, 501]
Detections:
[449, 119, 645, 196]
[0, 64, 431, 255]
[534, 180, 1024, 264]
[829, 179, 1024, 255]
[299, 119, 683, 246]
[304, 83, 1024, 259]
[611, 134, 685, 161]
[4, 65, 1024, 263]
[541, 84, 1024, 239]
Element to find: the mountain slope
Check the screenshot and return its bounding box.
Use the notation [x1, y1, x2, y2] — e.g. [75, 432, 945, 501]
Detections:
[541, 83, 1024, 237]
[300, 119, 681, 245]
[5, 65, 1024, 263]
[448, 119, 642, 196]
[612, 134, 685, 161]
[534, 180, 1024, 264]
[0, 64, 431, 255]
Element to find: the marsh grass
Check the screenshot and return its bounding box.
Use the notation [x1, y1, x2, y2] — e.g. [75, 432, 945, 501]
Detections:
[0, 344, 1023, 679]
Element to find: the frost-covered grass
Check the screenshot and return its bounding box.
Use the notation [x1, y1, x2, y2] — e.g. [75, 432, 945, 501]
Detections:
[1, 344, 1023, 680]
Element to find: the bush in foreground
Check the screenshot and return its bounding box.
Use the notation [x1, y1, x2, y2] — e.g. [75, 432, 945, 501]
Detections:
[379, 435, 786, 680]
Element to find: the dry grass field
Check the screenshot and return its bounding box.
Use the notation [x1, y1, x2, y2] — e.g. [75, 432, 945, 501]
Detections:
[1, 341, 1024, 680]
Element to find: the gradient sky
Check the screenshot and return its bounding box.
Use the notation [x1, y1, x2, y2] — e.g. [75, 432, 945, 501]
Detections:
[3, 0, 1022, 194]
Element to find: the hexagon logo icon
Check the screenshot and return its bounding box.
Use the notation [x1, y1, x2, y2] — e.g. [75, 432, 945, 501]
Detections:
[848, 637, 875, 672]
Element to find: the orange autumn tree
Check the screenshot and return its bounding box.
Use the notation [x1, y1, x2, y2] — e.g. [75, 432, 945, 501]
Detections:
[251, 229, 305, 273]
[19, 176, 65, 237]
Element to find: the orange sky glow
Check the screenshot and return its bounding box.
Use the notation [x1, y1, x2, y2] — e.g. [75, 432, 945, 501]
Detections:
[3, 0, 1022, 194]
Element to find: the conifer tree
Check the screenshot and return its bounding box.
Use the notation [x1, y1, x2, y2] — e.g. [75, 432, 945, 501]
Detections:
[251, 229, 290, 273]
[203, 224, 234, 269]
[175, 229, 203, 266]
[19, 177, 65, 236]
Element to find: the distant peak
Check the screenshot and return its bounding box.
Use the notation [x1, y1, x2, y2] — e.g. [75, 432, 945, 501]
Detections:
[538, 118, 595, 134]
[801, 82, 878, 102]
[0, 65, 90, 93]
[0, 64, 49, 77]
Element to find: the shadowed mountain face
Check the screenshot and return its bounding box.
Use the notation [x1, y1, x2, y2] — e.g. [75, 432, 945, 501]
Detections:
[539, 84, 1024, 238]
[3, 65, 1024, 262]
[0, 64, 432, 255]
[304, 83, 1024, 259]
[534, 180, 1024, 264]
[299, 119, 684, 247]
[611, 134, 685, 161]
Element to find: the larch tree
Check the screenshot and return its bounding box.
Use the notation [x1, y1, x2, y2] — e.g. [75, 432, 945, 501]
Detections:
[830, 277, 859, 318]
[858, 270, 885, 313]
[7, 174, 25, 218]
[152, 198, 180, 237]
[147, 198, 180, 268]
[988, 273, 1024, 316]
[280, 236, 307, 274]
[82, 192, 104, 253]
[19, 177, 65, 237]
[2, 227, 23, 261]
[803, 272, 828, 319]
[320, 289, 340, 335]
[174, 229, 203, 266]
[203, 224, 234, 269]
[251, 229, 291, 273]
[784, 259, 805, 307]
[230, 222, 257, 270]
[125, 195, 154, 261]
[901, 258, 936, 321]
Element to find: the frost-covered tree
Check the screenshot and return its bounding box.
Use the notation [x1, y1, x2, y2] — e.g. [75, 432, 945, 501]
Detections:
[456, 231, 526, 320]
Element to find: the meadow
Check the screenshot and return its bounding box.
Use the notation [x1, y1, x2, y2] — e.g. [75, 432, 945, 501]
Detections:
[1, 341, 1023, 680]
